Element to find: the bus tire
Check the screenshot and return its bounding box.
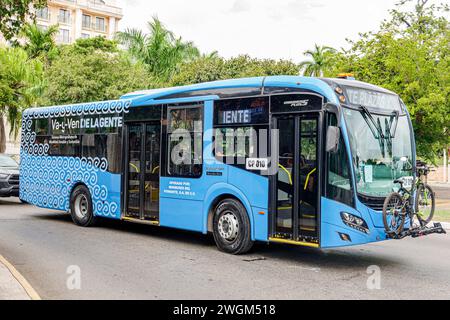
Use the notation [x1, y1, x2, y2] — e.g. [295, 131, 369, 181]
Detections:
[212, 198, 254, 255]
[70, 185, 96, 227]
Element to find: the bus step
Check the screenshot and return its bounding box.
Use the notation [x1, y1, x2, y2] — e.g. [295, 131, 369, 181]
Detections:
[122, 216, 160, 226]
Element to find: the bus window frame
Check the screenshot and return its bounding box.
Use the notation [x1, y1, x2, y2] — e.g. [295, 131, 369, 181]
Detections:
[212, 95, 270, 173]
[164, 102, 205, 179]
[122, 104, 164, 218]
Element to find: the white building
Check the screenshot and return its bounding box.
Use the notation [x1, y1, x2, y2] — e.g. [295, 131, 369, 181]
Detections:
[35, 0, 123, 44]
[1, 1, 123, 155]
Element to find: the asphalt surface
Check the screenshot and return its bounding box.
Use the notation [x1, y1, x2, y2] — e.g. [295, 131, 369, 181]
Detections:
[0, 197, 449, 300]
[433, 184, 450, 209]
[435, 185, 450, 198]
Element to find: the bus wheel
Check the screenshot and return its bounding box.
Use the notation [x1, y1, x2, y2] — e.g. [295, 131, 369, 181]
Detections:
[213, 198, 253, 255]
[70, 185, 96, 227]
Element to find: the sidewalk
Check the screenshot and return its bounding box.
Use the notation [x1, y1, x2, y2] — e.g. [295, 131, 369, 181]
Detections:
[440, 222, 450, 231]
[0, 255, 39, 300]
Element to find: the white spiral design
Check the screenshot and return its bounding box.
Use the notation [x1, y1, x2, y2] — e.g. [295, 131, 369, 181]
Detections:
[19, 99, 126, 218]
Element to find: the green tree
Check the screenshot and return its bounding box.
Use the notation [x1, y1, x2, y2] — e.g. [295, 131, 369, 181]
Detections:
[43, 38, 154, 105]
[299, 44, 336, 77]
[116, 17, 200, 82]
[70, 36, 119, 54]
[171, 54, 299, 86]
[0, 0, 47, 41]
[326, 0, 449, 160]
[20, 23, 58, 60]
[0, 46, 43, 153]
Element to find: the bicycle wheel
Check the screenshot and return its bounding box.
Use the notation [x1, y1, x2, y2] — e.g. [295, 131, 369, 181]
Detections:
[415, 184, 435, 225]
[383, 192, 406, 236]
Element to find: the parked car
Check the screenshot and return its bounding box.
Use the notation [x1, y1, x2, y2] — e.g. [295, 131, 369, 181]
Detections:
[0, 154, 20, 198]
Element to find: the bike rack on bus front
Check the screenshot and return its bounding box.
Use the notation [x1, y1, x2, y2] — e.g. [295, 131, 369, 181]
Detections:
[391, 223, 447, 240]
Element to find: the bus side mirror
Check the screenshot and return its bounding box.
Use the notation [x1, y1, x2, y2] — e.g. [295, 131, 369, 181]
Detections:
[326, 126, 340, 153]
[324, 103, 341, 127]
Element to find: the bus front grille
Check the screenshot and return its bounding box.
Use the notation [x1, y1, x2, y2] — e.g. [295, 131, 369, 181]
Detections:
[358, 194, 386, 212]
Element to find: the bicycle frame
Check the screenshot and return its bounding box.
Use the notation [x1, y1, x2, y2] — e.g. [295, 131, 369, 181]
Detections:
[396, 169, 428, 228]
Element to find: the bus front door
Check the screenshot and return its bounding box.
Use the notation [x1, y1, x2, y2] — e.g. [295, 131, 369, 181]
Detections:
[125, 122, 161, 222]
[271, 114, 320, 246]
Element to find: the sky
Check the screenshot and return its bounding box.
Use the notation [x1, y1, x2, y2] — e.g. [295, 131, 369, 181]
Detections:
[116, 0, 399, 62]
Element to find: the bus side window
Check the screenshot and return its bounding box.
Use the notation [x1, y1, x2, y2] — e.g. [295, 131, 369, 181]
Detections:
[213, 97, 269, 172]
[326, 115, 354, 207]
[166, 105, 203, 178]
[81, 133, 122, 173]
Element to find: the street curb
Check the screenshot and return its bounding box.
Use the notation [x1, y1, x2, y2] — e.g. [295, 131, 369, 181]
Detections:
[0, 255, 41, 300]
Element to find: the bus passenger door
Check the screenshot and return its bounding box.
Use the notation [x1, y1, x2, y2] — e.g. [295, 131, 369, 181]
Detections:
[125, 122, 161, 222]
[271, 114, 320, 246]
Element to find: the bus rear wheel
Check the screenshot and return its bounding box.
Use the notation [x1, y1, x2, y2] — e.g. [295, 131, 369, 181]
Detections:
[70, 185, 96, 227]
[212, 198, 253, 255]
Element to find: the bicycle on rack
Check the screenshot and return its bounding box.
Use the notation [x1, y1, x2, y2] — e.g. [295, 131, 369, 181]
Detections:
[382, 162, 444, 238]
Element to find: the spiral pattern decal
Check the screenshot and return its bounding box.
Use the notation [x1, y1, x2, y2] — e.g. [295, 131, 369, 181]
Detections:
[19, 99, 130, 219]
[22, 99, 131, 120]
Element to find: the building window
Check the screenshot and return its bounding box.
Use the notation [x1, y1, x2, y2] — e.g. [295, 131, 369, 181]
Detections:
[95, 17, 105, 31]
[37, 24, 48, 31]
[58, 29, 70, 43]
[166, 105, 203, 178]
[81, 33, 90, 39]
[58, 9, 70, 24]
[36, 7, 49, 20]
[82, 14, 91, 29]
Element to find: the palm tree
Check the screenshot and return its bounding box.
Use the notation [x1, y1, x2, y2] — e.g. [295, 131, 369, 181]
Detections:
[116, 16, 200, 81]
[202, 51, 219, 59]
[0, 47, 43, 153]
[20, 23, 59, 60]
[299, 44, 336, 77]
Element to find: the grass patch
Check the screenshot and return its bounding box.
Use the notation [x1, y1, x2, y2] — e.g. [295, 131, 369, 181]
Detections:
[434, 210, 450, 222]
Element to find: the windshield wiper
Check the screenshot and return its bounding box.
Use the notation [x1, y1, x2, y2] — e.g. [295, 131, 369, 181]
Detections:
[388, 111, 399, 138]
[359, 105, 384, 139]
[359, 105, 387, 157]
[383, 111, 399, 158]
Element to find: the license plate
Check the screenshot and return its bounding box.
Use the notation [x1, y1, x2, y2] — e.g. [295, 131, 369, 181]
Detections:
[246, 158, 268, 171]
[402, 176, 413, 189]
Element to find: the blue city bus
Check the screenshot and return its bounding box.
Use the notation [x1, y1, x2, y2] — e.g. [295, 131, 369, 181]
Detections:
[19, 76, 424, 254]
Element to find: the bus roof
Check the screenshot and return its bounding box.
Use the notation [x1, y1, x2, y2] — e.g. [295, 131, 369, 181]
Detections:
[24, 76, 397, 116]
[121, 76, 396, 107]
[121, 76, 342, 105]
[320, 77, 396, 95]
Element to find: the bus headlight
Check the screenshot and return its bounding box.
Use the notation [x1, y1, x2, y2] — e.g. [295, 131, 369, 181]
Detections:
[340, 212, 370, 234]
[354, 217, 364, 226]
[342, 212, 355, 223]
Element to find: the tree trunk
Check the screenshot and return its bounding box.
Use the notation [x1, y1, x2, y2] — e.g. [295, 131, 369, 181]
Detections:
[0, 116, 6, 154]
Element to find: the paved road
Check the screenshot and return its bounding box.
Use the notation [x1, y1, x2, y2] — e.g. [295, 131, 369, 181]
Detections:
[433, 184, 450, 210]
[434, 185, 450, 199]
[0, 197, 449, 300]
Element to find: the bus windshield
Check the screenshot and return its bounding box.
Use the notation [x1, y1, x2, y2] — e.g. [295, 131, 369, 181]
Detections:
[343, 107, 413, 197]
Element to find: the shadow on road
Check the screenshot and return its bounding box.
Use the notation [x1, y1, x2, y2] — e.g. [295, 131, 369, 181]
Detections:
[0, 199, 23, 205]
[31, 210, 402, 270]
